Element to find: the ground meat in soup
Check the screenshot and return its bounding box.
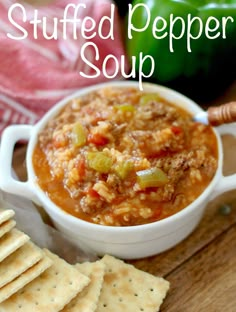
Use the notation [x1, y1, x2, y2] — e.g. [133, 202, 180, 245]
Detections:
[33, 87, 218, 226]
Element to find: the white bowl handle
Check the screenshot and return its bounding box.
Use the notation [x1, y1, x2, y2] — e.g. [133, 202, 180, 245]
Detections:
[0, 125, 34, 200]
[213, 123, 236, 195]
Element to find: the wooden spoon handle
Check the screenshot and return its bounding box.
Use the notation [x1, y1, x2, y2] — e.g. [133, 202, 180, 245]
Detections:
[208, 102, 236, 126]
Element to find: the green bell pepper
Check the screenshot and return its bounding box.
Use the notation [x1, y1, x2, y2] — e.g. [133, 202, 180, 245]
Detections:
[126, 0, 236, 100]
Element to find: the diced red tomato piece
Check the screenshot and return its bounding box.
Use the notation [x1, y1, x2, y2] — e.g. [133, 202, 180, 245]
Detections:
[76, 157, 86, 180]
[87, 188, 100, 198]
[52, 136, 66, 148]
[171, 126, 182, 135]
[88, 133, 109, 146]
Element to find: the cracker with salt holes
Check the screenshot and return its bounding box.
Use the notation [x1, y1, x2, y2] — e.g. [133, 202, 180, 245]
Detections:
[0, 219, 16, 238]
[0, 228, 29, 262]
[96, 255, 170, 312]
[0, 253, 52, 303]
[0, 249, 90, 312]
[0, 209, 15, 226]
[62, 261, 105, 312]
[0, 241, 43, 288]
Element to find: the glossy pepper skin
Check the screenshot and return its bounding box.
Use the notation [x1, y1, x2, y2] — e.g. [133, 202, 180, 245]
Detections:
[127, 0, 236, 101]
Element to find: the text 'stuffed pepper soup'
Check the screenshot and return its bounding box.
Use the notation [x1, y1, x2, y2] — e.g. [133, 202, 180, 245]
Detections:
[33, 87, 218, 226]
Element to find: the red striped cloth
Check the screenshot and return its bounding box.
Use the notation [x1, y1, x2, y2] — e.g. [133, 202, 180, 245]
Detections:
[0, 0, 127, 134]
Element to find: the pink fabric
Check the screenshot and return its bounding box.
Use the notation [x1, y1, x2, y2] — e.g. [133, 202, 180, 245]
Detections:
[0, 0, 127, 133]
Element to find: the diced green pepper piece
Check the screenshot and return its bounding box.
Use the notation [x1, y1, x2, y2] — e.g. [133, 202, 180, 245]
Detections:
[136, 167, 168, 189]
[114, 160, 133, 180]
[114, 104, 136, 112]
[87, 152, 112, 173]
[139, 94, 160, 106]
[72, 122, 86, 147]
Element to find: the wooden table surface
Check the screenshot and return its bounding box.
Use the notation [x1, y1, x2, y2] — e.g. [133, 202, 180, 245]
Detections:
[12, 82, 236, 312]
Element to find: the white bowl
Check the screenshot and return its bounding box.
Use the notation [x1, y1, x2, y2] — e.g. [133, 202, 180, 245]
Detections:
[1, 81, 236, 259]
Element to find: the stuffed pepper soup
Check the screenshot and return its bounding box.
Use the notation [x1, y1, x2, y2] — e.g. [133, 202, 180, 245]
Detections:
[33, 87, 218, 227]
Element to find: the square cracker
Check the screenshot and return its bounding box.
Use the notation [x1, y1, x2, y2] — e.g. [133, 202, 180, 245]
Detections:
[96, 255, 170, 312]
[0, 209, 15, 226]
[0, 229, 30, 262]
[0, 250, 90, 312]
[0, 241, 43, 288]
[0, 220, 16, 238]
[0, 253, 53, 303]
[62, 261, 105, 312]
